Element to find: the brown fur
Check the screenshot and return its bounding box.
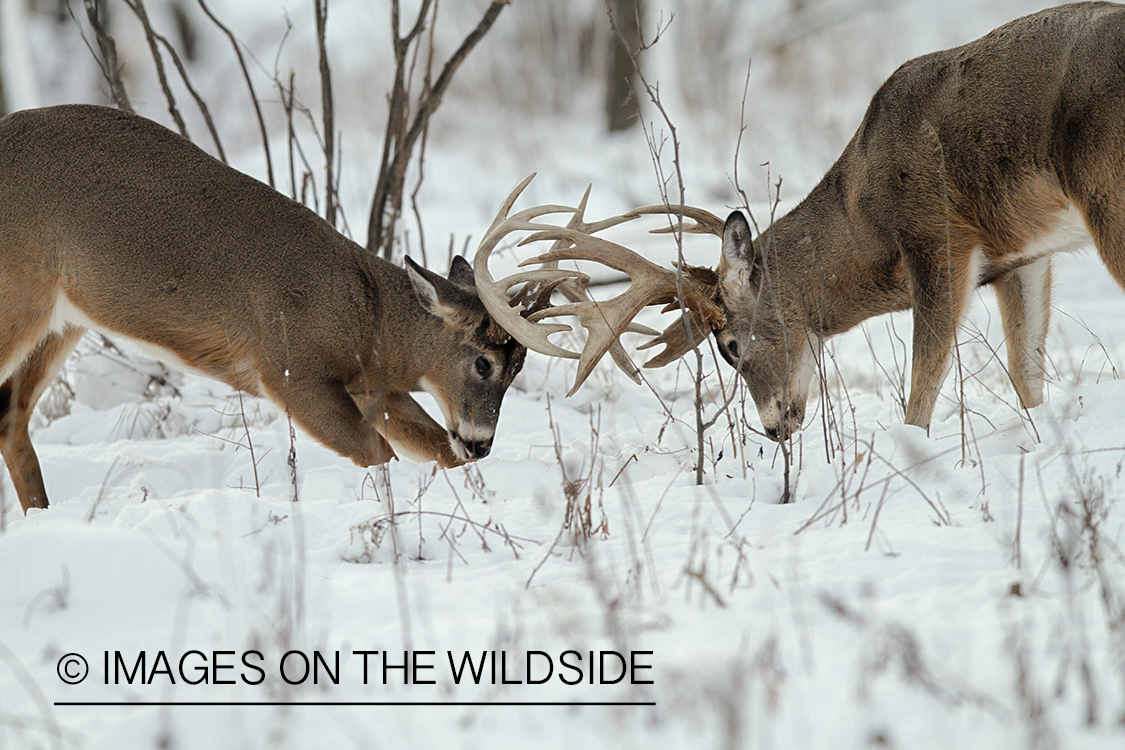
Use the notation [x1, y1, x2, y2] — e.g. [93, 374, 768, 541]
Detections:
[711, 2, 1125, 439]
[0, 105, 525, 513]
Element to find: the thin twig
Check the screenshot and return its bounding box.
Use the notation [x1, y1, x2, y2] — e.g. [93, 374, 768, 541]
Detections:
[367, 0, 509, 258]
[123, 0, 188, 136]
[314, 0, 336, 226]
[80, 0, 133, 110]
[196, 0, 273, 184]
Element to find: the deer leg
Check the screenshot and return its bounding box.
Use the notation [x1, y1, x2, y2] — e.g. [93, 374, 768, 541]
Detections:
[1090, 214, 1125, 289]
[263, 376, 397, 468]
[1073, 185, 1125, 292]
[993, 257, 1052, 410]
[381, 392, 465, 468]
[903, 244, 979, 430]
[1, 326, 85, 512]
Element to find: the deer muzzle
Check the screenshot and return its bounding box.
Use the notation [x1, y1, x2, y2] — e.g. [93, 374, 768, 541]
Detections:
[762, 401, 805, 442]
[450, 430, 493, 461]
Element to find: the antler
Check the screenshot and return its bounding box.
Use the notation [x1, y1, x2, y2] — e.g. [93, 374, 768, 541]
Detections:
[474, 175, 728, 395]
[619, 204, 729, 371]
[625, 204, 727, 237]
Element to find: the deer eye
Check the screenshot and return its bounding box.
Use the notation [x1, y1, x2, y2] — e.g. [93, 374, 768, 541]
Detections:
[475, 356, 493, 377]
[727, 340, 739, 358]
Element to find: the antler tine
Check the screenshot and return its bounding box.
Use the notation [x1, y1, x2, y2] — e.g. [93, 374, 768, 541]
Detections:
[492, 266, 589, 294]
[520, 227, 725, 394]
[474, 175, 727, 394]
[483, 172, 536, 236]
[637, 311, 713, 368]
[474, 175, 589, 361]
[625, 204, 727, 237]
[482, 172, 582, 241]
[536, 184, 653, 384]
[518, 229, 723, 325]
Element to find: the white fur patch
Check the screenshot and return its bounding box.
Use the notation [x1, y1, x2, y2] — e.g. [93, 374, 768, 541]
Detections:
[1016, 205, 1094, 266]
[964, 246, 985, 308]
[754, 337, 818, 435]
[46, 290, 218, 383]
[788, 338, 819, 408]
[47, 290, 99, 334]
[1008, 256, 1052, 402]
[419, 377, 452, 425]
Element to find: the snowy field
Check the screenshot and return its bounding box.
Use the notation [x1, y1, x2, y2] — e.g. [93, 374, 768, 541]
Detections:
[2, 1, 1124, 748]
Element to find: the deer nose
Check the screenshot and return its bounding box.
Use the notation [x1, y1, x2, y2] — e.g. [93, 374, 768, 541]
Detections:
[464, 439, 491, 460]
[453, 431, 492, 460]
[765, 402, 803, 442]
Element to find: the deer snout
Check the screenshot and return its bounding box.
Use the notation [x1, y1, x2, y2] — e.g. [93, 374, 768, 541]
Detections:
[450, 430, 493, 461]
[762, 401, 804, 442]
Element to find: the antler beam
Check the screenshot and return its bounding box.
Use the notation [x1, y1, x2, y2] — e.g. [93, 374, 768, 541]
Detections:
[474, 175, 728, 395]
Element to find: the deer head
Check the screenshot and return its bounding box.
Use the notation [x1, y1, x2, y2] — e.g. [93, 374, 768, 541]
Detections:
[401, 255, 526, 461]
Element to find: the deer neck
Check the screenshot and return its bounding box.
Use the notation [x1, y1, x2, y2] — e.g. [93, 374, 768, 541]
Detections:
[365, 258, 436, 394]
[770, 169, 913, 337]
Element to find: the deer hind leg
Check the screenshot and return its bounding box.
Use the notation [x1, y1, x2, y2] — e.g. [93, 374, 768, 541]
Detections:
[993, 257, 1052, 410]
[0, 326, 85, 512]
[903, 244, 981, 430]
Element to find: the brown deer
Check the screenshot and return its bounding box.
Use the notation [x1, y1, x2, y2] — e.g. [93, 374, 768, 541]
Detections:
[476, 2, 1125, 443]
[0, 104, 527, 513]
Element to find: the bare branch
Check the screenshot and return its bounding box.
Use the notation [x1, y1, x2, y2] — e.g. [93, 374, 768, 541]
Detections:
[314, 0, 336, 227]
[123, 0, 188, 136]
[196, 0, 273, 184]
[367, 0, 510, 259]
[81, 0, 133, 110]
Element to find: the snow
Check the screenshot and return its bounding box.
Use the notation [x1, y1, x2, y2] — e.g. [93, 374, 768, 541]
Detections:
[2, 1, 1124, 749]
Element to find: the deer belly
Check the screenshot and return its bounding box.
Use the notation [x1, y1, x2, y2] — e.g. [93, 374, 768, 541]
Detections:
[47, 290, 264, 396]
[980, 205, 1094, 283]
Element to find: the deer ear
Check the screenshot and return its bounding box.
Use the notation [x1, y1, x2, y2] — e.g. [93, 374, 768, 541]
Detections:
[721, 210, 755, 271]
[405, 256, 459, 321]
[447, 254, 476, 290]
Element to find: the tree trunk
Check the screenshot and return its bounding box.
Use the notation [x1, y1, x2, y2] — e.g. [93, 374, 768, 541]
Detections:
[605, 0, 643, 132]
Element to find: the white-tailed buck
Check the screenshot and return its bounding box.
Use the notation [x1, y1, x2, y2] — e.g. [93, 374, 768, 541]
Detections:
[0, 104, 528, 513]
[477, 2, 1125, 442]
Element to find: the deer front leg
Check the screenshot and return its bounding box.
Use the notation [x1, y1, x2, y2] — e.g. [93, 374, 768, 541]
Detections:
[271, 378, 397, 467]
[903, 244, 978, 430]
[380, 392, 465, 468]
[350, 390, 464, 468]
[993, 257, 1051, 410]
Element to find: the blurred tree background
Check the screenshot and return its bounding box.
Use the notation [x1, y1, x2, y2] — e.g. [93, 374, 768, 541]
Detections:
[0, 0, 1058, 232]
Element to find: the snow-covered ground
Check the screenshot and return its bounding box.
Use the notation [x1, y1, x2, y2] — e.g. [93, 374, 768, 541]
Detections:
[2, 1, 1124, 748]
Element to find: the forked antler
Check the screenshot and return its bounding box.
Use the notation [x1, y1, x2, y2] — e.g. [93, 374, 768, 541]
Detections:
[621, 204, 728, 370]
[474, 175, 727, 395]
[624, 204, 727, 238]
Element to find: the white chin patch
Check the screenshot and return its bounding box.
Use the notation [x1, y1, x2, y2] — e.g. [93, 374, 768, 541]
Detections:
[448, 434, 470, 461]
[418, 377, 453, 424]
[756, 340, 817, 435]
[789, 341, 818, 408]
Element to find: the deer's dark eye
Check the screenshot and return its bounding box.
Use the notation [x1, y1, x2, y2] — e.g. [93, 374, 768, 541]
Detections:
[475, 357, 493, 377]
[727, 340, 739, 358]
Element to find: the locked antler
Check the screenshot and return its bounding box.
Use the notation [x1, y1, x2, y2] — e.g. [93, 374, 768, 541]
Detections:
[474, 175, 726, 395]
[623, 204, 728, 369]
